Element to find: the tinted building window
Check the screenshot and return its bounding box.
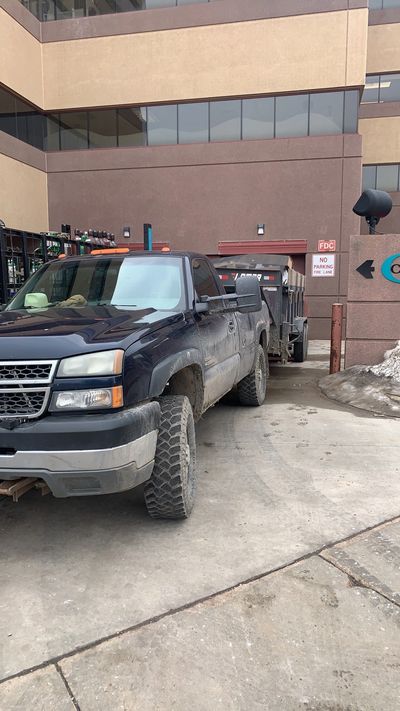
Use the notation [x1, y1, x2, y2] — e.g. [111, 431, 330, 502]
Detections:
[178, 102, 208, 144]
[344, 91, 359, 133]
[362, 166, 377, 190]
[275, 94, 309, 138]
[379, 74, 400, 103]
[87, 0, 116, 15]
[118, 107, 147, 147]
[89, 109, 117, 148]
[368, 0, 400, 7]
[45, 115, 60, 151]
[54, 0, 84, 19]
[145, 0, 174, 7]
[0, 83, 358, 152]
[309, 92, 344, 136]
[362, 76, 380, 104]
[363, 165, 400, 191]
[0, 87, 17, 138]
[242, 98, 274, 140]
[27, 112, 44, 150]
[60, 112, 88, 150]
[147, 105, 178, 146]
[362, 74, 400, 104]
[376, 164, 400, 191]
[116, 0, 145, 11]
[210, 100, 241, 142]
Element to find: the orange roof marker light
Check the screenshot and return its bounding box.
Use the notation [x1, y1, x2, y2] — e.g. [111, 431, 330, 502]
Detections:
[91, 248, 130, 256]
[161, 246, 171, 252]
[58, 253, 67, 259]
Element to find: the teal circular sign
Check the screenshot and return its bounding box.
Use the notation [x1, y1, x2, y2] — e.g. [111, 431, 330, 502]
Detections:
[381, 253, 400, 284]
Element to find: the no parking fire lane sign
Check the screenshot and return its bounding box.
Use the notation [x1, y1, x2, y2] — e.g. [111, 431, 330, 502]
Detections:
[312, 253, 336, 277]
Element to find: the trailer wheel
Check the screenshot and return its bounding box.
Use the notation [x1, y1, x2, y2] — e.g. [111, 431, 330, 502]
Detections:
[144, 396, 196, 520]
[237, 345, 268, 406]
[293, 323, 309, 363]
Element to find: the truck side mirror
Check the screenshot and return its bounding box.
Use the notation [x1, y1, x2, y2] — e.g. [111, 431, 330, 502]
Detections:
[235, 275, 262, 314]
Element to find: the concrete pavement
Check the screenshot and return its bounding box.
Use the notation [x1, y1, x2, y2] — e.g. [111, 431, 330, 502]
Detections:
[1, 342, 399, 709]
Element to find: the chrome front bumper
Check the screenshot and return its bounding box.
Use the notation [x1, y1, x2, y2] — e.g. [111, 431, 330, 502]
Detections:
[0, 403, 160, 497]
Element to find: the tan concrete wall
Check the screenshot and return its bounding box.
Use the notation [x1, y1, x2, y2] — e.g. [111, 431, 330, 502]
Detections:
[0, 152, 48, 232]
[367, 22, 400, 75]
[0, 8, 43, 108]
[42, 9, 368, 111]
[359, 116, 400, 164]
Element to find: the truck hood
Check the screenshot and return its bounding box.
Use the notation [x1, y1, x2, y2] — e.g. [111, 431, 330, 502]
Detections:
[0, 306, 183, 359]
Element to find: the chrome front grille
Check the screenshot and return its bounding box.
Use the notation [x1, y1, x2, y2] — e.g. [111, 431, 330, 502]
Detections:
[0, 360, 57, 384]
[0, 360, 57, 420]
[0, 388, 50, 419]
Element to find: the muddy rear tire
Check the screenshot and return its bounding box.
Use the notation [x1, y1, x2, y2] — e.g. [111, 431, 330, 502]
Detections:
[293, 323, 309, 363]
[237, 344, 268, 406]
[144, 396, 196, 520]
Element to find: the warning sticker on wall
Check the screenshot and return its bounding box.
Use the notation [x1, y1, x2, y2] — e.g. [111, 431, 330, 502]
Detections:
[312, 254, 336, 277]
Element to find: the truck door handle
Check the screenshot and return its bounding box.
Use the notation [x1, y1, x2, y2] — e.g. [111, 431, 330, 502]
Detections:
[228, 320, 235, 333]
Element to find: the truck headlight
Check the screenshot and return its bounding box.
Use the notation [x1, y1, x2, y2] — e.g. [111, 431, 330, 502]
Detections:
[57, 350, 123, 378]
[50, 386, 123, 411]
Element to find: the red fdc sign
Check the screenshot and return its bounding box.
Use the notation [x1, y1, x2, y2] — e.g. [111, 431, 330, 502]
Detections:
[318, 239, 336, 252]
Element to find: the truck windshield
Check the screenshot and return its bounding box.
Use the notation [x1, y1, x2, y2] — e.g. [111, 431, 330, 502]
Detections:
[6, 256, 187, 312]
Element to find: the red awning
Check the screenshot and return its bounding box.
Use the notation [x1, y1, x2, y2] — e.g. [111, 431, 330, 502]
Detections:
[218, 240, 308, 256]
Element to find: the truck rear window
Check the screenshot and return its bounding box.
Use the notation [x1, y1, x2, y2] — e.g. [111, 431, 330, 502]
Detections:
[7, 256, 186, 312]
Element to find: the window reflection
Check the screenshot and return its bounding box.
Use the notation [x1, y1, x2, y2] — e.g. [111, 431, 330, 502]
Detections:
[210, 100, 241, 142]
[20, 0, 213, 19]
[309, 92, 343, 136]
[60, 112, 88, 150]
[89, 110, 117, 148]
[0, 87, 17, 138]
[362, 74, 400, 104]
[242, 98, 274, 140]
[363, 164, 400, 192]
[275, 94, 309, 138]
[178, 102, 208, 144]
[0, 85, 359, 153]
[118, 107, 147, 147]
[368, 0, 400, 7]
[147, 105, 177, 146]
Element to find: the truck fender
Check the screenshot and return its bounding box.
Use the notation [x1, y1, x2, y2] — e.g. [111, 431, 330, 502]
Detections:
[149, 349, 204, 399]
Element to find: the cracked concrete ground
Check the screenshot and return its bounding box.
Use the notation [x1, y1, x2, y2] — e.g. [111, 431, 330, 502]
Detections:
[1, 342, 399, 710]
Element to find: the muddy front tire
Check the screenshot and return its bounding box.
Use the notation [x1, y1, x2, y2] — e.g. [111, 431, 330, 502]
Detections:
[144, 396, 196, 520]
[237, 344, 268, 406]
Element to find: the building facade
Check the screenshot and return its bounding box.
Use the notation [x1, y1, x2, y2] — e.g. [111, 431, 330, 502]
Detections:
[0, 0, 398, 336]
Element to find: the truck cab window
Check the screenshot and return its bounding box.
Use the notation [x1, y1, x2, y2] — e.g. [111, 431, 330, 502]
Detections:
[192, 259, 220, 299]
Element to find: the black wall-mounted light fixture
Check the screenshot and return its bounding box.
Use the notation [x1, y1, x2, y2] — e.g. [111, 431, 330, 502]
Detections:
[257, 224, 265, 237]
[123, 226, 131, 239]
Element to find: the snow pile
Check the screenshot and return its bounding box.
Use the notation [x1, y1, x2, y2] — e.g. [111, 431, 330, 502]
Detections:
[368, 341, 400, 382]
[320, 342, 400, 417]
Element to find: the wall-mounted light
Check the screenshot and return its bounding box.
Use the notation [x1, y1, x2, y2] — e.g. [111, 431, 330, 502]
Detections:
[123, 226, 131, 239]
[257, 224, 265, 237]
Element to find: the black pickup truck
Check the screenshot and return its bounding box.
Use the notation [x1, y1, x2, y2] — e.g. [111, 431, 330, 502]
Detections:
[0, 250, 269, 519]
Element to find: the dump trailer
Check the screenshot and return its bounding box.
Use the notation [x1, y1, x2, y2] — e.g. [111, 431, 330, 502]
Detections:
[213, 254, 308, 363]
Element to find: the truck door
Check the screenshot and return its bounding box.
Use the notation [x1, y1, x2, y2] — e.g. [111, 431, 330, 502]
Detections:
[192, 258, 239, 407]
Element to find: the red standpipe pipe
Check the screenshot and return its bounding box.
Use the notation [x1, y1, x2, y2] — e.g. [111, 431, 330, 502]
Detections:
[330, 303, 344, 375]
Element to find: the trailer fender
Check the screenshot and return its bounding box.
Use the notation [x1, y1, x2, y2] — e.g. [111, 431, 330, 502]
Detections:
[293, 316, 307, 340]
